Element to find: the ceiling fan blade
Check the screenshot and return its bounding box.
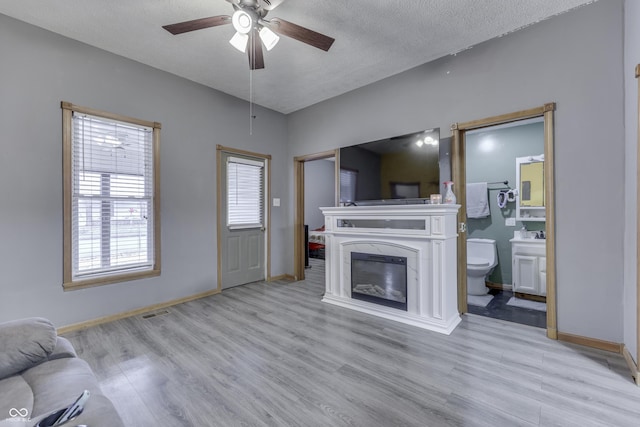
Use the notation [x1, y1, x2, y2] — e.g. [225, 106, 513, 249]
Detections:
[268, 18, 334, 51]
[248, 30, 265, 70]
[163, 15, 231, 35]
[260, 0, 287, 11]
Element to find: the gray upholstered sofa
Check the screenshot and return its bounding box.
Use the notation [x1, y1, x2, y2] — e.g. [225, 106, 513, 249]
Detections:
[0, 318, 124, 426]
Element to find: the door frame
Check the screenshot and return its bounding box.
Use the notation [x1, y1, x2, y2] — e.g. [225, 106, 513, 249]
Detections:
[216, 144, 272, 291]
[293, 149, 340, 281]
[451, 103, 558, 339]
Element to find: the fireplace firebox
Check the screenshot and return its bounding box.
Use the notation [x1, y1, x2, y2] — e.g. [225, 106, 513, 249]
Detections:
[351, 252, 408, 311]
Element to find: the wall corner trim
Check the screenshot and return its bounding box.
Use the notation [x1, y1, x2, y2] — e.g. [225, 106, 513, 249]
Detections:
[622, 344, 640, 386]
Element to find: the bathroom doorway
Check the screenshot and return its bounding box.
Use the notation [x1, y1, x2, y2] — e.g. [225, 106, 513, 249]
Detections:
[451, 104, 557, 339]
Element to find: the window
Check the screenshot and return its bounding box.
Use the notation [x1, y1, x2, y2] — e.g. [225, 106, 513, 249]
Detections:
[62, 102, 161, 289]
[227, 157, 264, 229]
[340, 168, 358, 203]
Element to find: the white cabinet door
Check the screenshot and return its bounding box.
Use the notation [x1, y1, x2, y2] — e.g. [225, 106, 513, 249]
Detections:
[513, 255, 539, 294]
[539, 256, 546, 296]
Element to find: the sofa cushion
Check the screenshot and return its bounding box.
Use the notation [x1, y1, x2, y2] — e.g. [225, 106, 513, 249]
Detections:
[47, 337, 77, 361]
[0, 374, 34, 422]
[0, 318, 57, 380]
[22, 357, 124, 426]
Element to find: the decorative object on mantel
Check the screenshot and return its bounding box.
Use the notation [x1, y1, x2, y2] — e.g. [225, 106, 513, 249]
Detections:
[443, 181, 456, 204]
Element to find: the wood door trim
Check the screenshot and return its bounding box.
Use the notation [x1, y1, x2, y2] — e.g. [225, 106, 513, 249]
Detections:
[456, 105, 548, 131]
[294, 149, 337, 162]
[543, 106, 557, 339]
[451, 126, 467, 314]
[451, 103, 557, 338]
[293, 149, 339, 281]
[216, 145, 272, 291]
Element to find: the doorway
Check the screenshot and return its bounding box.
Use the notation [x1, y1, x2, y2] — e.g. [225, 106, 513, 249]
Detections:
[216, 145, 271, 290]
[452, 104, 558, 339]
[293, 150, 339, 281]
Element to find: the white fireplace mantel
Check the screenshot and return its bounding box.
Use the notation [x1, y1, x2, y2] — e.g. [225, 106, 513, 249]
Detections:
[320, 204, 461, 335]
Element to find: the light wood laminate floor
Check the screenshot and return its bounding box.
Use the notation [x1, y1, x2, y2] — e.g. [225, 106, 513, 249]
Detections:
[64, 260, 640, 426]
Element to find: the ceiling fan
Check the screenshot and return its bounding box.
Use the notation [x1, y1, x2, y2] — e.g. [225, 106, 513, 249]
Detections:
[162, 0, 335, 70]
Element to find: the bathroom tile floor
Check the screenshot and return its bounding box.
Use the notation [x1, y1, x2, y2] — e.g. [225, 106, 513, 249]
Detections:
[467, 289, 546, 328]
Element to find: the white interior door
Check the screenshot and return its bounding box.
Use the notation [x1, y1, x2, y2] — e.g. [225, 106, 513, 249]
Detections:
[220, 152, 266, 289]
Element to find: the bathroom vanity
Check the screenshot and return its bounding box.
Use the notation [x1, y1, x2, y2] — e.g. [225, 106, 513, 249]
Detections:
[510, 238, 546, 297]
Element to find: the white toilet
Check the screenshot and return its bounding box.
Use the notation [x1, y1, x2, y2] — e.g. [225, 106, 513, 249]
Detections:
[467, 238, 498, 295]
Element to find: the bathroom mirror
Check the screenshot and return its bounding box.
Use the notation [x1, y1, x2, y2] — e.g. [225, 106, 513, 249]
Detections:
[519, 161, 544, 207]
[339, 128, 440, 204]
[516, 155, 545, 221]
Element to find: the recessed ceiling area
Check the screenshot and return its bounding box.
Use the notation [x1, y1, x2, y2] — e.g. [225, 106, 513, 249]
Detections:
[0, 0, 596, 114]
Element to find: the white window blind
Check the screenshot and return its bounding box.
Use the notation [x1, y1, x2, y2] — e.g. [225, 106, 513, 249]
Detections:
[340, 168, 358, 203]
[227, 157, 264, 229]
[71, 112, 154, 279]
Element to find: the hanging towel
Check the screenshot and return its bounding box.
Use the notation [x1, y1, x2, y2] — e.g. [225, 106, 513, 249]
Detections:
[466, 182, 490, 218]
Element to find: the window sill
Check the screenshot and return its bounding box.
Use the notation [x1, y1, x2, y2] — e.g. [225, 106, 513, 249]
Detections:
[63, 269, 161, 291]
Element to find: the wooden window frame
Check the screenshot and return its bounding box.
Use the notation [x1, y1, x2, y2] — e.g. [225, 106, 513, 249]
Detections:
[61, 101, 161, 290]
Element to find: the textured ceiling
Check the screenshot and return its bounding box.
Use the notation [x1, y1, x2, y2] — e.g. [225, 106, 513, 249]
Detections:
[0, 0, 596, 114]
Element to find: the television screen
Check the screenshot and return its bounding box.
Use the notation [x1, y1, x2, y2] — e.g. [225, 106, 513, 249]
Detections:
[339, 128, 441, 204]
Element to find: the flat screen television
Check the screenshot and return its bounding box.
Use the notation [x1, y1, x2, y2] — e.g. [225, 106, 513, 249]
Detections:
[339, 128, 441, 205]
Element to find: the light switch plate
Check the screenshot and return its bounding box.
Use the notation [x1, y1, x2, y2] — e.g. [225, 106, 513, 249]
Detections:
[273, 198, 280, 207]
[505, 218, 516, 226]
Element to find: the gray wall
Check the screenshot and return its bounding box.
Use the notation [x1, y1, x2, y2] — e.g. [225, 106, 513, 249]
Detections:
[466, 121, 545, 286]
[287, 1, 625, 342]
[304, 159, 335, 230]
[624, 1, 640, 362]
[0, 14, 289, 327]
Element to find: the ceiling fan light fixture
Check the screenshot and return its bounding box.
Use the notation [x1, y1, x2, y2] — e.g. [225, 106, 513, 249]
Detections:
[163, 3, 335, 70]
[231, 10, 253, 34]
[229, 31, 248, 52]
[259, 26, 280, 51]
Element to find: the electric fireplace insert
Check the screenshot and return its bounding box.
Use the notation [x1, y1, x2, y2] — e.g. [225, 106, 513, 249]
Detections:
[350, 252, 408, 311]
